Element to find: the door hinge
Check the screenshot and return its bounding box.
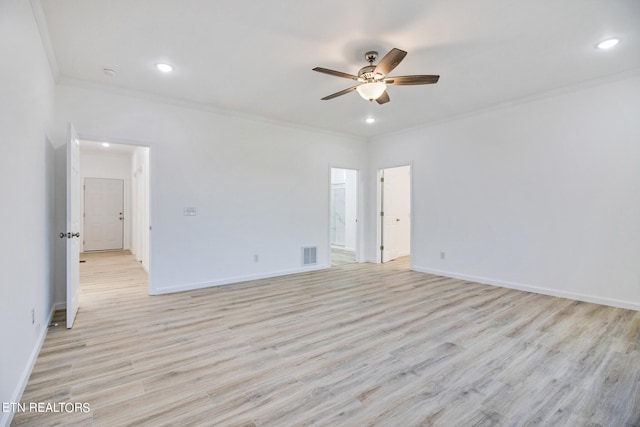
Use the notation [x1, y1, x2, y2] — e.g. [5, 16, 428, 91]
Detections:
[380, 211, 384, 216]
[380, 177, 384, 183]
[380, 245, 384, 250]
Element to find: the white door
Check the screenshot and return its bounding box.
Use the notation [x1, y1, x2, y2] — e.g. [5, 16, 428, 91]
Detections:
[84, 178, 124, 251]
[381, 166, 411, 262]
[66, 124, 81, 328]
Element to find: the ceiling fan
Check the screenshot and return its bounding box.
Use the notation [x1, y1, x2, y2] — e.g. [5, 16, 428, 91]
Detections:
[313, 48, 439, 104]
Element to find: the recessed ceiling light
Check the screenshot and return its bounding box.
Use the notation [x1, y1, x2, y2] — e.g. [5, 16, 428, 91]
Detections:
[365, 117, 376, 124]
[101, 142, 110, 148]
[597, 38, 620, 49]
[156, 63, 174, 73]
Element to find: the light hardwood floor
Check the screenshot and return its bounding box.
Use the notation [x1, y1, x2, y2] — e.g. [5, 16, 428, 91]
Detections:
[13, 251, 640, 426]
[331, 247, 356, 266]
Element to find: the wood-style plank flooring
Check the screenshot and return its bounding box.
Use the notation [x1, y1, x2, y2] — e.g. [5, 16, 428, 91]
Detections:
[13, 251, 640, 426]
[331, 247, 356, 266]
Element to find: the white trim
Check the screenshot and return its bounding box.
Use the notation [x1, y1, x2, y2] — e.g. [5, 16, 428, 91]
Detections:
[150, 264, 330, 295]
[1, 304, 58, 427]
[412, 266, 640, 312]
[57, 77, 367, 143]
[369, 67, 640, 143]
[29, 0, 59, 81]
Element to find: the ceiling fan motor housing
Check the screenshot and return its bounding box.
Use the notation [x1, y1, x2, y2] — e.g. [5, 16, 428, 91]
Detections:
[359, 51, 382, 81]
[358, 65, 377, 81]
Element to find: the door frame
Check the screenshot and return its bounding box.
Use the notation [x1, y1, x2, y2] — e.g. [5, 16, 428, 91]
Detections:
[328, 166, 360, 264]
[376, 163, 413, 264]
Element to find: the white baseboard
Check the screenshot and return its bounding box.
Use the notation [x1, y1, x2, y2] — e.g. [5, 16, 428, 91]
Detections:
[1, 303, 58, 427]
[150, 264, 331, 295]
[412, 266, 640, 312]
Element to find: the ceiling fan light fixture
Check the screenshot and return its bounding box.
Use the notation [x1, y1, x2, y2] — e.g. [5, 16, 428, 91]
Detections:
[356, 82, 387, 101]
[313, 47, 438, 104]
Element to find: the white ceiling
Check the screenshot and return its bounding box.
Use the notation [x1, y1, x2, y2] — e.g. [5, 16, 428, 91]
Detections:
[39, 0, 640, 138]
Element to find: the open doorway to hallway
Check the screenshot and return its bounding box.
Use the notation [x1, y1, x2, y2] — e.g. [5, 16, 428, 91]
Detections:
[78, 140, 150, 284]
[330, 168, 358, 267]
[378, 165, 411, 264]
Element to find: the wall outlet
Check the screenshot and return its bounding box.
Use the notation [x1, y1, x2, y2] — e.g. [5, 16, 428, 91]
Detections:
[440, 252, 446, 260]
[31, 308, 35, 325]
[254, 254, 259, 262]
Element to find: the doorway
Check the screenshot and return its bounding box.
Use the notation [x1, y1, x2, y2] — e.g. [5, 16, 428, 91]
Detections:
[378, 165, 411, 263]
[330, 168, 358, 266]
[64, 135, 150, 328]
[78, 140, 150, 269]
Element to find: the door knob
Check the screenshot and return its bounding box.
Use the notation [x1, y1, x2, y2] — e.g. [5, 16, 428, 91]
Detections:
[396, 218, 400, 222]
[60, 232, 80, 238]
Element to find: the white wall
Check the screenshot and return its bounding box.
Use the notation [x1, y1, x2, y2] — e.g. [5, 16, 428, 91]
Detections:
[52, 83, 368, 295]
[79, 147, 133, 251]
[368, 73, 640, 310]
[0, 1, 56, 425]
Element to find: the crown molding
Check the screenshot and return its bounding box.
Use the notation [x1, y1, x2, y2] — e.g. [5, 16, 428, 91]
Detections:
[370, 66, 640, 143]
[57, 75, 367, 144]
[29, 0, 59, 81]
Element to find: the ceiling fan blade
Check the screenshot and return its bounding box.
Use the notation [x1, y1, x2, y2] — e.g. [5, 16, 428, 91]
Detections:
[385, 75, 440, 85]
[376, 90, 390, 105]
[321, 86, 358, 100]
[313, 67, 359, 81]
[374, 48, 407, 76]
